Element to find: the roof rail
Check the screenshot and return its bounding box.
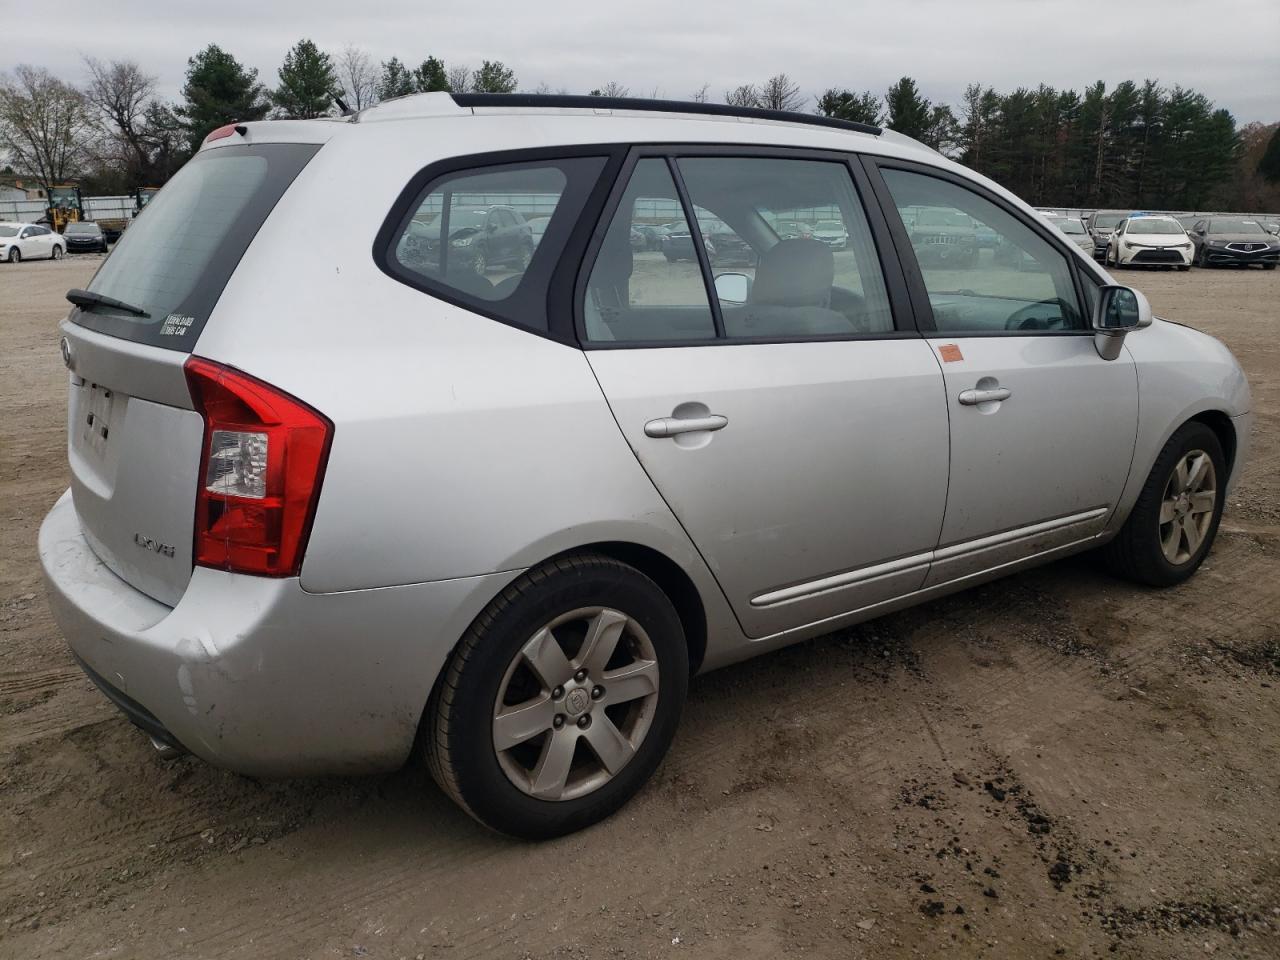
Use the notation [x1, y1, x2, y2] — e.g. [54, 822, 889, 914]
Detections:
[450, 93, 883, 137]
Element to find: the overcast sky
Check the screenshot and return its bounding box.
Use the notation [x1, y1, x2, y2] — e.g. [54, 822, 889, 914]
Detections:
[4, 0, 1278, 124]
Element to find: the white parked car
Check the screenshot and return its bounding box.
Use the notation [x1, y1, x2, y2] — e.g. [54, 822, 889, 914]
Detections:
[40, 94, 1251, 838]
[0, 221, 66, 263]
[1044, 215, 1094, 256]
[1105, 215, 1193, 270]
[811, 218, 849, 249]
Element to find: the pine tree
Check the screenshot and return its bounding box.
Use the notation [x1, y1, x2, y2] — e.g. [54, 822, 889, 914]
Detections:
[816, 88, 881, 126]
[413, 57, 450, 93]
[378, 57, 416, 101]
[273, 39, 337, 119]
[178, 45, 269, 153]
[883, 77, 931, 141]
[471, 61, 517, 93]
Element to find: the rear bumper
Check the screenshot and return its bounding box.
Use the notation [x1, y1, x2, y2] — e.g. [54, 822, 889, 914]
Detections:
[39, 489, 517, 776]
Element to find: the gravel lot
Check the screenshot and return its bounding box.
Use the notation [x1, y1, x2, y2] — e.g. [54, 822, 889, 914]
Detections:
[2, 255, 1278, 959]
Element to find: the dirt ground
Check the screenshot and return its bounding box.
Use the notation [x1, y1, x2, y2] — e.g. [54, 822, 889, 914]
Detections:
[1, 255, 1278, 960]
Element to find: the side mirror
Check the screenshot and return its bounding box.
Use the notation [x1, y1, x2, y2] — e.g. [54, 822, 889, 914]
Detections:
[714, 272, 750, 305]
[1093, 284, 1152, 360]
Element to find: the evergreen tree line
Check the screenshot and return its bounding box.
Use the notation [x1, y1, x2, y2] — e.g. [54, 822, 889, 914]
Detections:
[3, 42, 1276, 213]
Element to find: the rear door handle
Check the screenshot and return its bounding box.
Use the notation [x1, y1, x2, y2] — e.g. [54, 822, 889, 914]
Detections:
[958, 387, 1011, 405]
[644, 414, 728, 438]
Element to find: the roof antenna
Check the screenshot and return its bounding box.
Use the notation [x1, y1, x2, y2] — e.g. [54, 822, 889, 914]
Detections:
[332, 91, 355, 118]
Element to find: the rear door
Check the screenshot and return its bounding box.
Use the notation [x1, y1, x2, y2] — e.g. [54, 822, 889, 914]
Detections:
[61, 140, 319, 605]
[582, 150, 950, 638]
[868, 160, 1137, 586]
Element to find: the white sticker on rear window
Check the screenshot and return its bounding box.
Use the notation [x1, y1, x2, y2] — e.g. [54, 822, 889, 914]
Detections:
[160, 313, 196, 336]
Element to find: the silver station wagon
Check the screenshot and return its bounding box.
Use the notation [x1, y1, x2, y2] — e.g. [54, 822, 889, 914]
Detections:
[40, 94, 1251, 838]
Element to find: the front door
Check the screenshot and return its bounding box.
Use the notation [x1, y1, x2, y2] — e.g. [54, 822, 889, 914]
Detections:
[582, 153, 950, 637]
[874, 163, 1138, 586]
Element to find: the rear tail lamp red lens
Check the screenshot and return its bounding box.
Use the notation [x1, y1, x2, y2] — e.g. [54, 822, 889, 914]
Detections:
[184, 357, 332, 576]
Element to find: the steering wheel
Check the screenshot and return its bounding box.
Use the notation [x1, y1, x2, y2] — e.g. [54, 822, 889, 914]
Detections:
[1005, 298, 1068, 331]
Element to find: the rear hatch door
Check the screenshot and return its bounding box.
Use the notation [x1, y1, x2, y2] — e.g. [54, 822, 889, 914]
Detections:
[63, 140, 319, 606]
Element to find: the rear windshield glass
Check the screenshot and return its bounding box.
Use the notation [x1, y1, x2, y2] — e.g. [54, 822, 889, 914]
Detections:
[71, 142, 318, 350]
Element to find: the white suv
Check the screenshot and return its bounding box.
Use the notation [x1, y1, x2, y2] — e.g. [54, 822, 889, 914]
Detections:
[40, 94, 1250, 838]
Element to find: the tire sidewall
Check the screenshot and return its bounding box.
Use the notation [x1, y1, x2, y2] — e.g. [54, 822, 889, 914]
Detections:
[439, 560, 688, 839]
[1127, 422, 1226, 585]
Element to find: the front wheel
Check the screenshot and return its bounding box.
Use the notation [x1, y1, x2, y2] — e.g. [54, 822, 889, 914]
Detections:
[470, 247, 488, 276]
[1102, 422, 1225, 587]
[425, 554, 689, 839]
[51, 245, 64, 260]
[7, 247, 19, 263]
[1264, 263, 1276, 271]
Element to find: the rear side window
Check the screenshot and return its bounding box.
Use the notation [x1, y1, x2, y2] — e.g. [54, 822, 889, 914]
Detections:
[386, 157, 607, 333]
[73, 143, 319, 351]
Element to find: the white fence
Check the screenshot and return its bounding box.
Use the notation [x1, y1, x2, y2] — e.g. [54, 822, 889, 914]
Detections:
[0, 195, 138, 224]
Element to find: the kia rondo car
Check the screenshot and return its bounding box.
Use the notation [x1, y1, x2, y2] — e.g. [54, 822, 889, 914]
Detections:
[40, 94, 1251, 839]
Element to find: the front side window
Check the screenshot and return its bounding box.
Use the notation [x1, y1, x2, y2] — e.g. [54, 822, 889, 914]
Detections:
[390, 156, 606, 332]
[882, 168, 1085, 334]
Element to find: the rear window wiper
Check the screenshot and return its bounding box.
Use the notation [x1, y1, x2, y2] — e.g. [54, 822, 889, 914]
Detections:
[66, 288, 150, 318]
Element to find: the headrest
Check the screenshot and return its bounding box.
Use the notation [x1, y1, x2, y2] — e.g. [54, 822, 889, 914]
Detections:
[750, 238, 834, 308]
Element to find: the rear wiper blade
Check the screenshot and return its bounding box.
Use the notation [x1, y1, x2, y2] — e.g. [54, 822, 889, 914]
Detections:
[66, 288, 150, 318]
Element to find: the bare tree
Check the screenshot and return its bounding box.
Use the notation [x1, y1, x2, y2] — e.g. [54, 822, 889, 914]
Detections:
[590, 81, 630, 98]
[447, 65, 471, 95]
[82, 57, 157, 178]
[758, 73, 805, 112]
[725, 84, 760, 108]
[530, 81, 569, 95]
[0, 65, 92, 195]
[336, 44, 378, 110]
[689, 84, 710, 103]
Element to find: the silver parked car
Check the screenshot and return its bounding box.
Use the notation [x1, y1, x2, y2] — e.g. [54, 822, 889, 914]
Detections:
[40, 95, 1252, 839]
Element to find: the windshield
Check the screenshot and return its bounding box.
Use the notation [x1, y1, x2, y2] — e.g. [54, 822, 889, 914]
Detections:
[65, 223, 100, 235]
[0, 226, 18, 238]
[1091, 213, 1123, 230]
[815, 220, 844, 231]
[1127, 218, 1184, 236]
[73, 142, 318, 350]
[1209, 219, 1268, 236]
[1050, 218, 1086, 235]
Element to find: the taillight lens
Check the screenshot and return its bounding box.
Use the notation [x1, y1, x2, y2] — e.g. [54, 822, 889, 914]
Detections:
[184, 357, 332, 577]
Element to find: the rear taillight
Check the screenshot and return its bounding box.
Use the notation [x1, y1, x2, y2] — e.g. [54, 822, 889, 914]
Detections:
[184, 357, 332, 577]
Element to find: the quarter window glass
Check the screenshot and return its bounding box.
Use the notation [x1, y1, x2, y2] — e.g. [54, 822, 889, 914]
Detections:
[678, 156, 895, 337]
[583, 159, 715, 343]
[882, 169, 1085, 334]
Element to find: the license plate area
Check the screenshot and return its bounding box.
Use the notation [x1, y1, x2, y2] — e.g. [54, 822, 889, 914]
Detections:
[80, 382, 118, 458]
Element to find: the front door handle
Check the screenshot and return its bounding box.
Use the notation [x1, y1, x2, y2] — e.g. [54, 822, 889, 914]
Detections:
[644, 414, 728, 438]
[958, 387, 1012, 406]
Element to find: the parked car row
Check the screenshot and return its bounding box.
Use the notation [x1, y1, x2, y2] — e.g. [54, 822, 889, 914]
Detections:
[1082, 211, 1278, 271]
[0, 220, 111, 263]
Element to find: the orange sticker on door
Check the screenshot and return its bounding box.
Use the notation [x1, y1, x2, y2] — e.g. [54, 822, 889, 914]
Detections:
[938, 344, 964, 363]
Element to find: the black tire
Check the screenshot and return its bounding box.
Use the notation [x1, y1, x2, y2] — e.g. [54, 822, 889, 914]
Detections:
[1101, 422, 1226, 587]
[471, 247, 487, 276]
[425, 553, 689, 839]
[1264, 263, 1276, 271]
[1196, 247, 1209, 268]
[1176, 264, 1189, 272]
[7, 247, 19, 264]
[51, 245, 63, 260]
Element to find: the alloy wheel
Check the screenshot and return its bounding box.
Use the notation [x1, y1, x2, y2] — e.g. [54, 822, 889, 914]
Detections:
[1159, 449, 1217, 565]
[492, 606, 660, 802]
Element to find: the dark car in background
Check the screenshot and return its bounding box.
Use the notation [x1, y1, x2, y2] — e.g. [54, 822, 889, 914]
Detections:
[62, 221, 108, 253]
[397, 204, 534, 277]
[661, 219, 754, 265]
[1189, 217, 1280, 269]
[909, 207, 977, 268]
[1086, 210, 1128, 260]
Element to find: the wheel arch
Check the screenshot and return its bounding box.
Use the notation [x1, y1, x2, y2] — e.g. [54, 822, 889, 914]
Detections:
[1188, 409, 1236, 476]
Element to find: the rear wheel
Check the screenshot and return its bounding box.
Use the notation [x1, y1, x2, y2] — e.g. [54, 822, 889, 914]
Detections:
[425, 554, 688, 839]
[471, 247, 488, 276]
[51, 245, 63, 260]
[1102, 422, 1225, 587]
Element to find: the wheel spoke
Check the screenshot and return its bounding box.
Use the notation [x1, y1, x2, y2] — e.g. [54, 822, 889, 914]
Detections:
[582, 715, 636, 774]
[521, 627, 573, 689]
[493, 695, 555, 752]
[602, 659, 659, 707]
[1181, 516, 1202, 554]
[1185, 453, 1210, 492]
[1161, 522, 1181, 562]
[529, 728, 578, 799]
[1173, 457, 1190, 493]
[578, 609, 628, 677]
[1189, 491, 1215, 515]
[1159, 499, 1177, 524]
